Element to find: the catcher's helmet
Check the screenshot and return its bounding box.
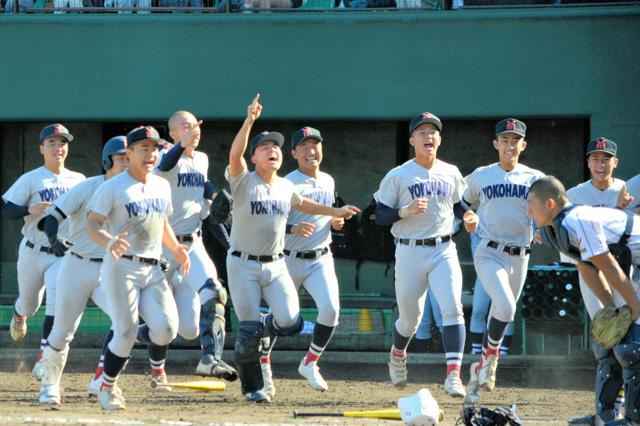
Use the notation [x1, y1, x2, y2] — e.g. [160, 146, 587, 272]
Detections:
[102, 136, 127, 171]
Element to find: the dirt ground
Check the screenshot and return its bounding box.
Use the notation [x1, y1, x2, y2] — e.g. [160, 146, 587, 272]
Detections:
[0, 357, 594, 425]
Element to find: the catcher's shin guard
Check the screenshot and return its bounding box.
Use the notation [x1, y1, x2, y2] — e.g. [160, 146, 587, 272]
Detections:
[262, 313, 304, 337]
[199, 282, 228, 360]
[234, 321, 264, 394]
[593, 342, 623, 422]
[614, 325, 640, 422]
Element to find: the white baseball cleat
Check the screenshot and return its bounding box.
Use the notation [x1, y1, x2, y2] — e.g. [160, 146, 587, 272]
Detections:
[32, 359, 44, 381]
[464, 362, 481, 406]
[39, 384, 61, 405]
[298, 359, 328, 391]
[9, 316, 27, 342]
[260, 359, 275, 399]
[88, 377, 102, 397]
[478, 354, 498, 391]
[151, 370, 172, 392]
[388, 354, 408, 388]
[444, 370, 466, 398]
[97, 386, 126, 411]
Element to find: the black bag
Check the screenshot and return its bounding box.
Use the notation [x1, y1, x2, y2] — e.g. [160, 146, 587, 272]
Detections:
[330, 194, 359, 260]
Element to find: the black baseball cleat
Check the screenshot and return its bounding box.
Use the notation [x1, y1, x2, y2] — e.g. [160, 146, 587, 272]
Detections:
[568, 414, 625, 426]
[196, 355, 239, 382]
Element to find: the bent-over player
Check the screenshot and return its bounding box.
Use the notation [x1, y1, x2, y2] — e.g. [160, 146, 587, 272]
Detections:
[86, 126, 189, 411]
[461, 118, 544, 405]
[226, 94, 359, 403]
[375, 112, 478, 398]
[153, 110, 237, 381]
[38, 136, 129, 405]
[529, 176, 640, 425]
[2, 124, 85, 378]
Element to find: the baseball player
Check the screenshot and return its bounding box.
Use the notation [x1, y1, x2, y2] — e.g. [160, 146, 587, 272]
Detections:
[226, 94, 358, 403]
[37, 136, 129, 405]
[85, 126, 189, 411]
[2, 124, 85, 378]
[461, 118, 544, 406]
[374, 112, 478, 398]
[562, 138, 628, 425]
[281, 126, 345, 392]
[625, 173, 640, 214]
[153, 110, 237, 381]
[528, 176, 640, 424]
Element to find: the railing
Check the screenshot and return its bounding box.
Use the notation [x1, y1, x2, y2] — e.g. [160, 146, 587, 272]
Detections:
[4, 0, 638, 14]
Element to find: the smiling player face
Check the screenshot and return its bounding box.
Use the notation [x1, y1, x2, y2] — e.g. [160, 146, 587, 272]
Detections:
[410, 123, 441, 159]
[127, 140, 159, 176]
[40, 136, 69, 168]
[251, 141, 282, 172]
[493, 133, 527, 166]
[292, 140, 323, 175]
[587, 152, 617, 188]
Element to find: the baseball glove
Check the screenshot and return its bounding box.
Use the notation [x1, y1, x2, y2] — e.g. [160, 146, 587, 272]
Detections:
[591, 305, 633, 349]
[209, 189, 232, 224]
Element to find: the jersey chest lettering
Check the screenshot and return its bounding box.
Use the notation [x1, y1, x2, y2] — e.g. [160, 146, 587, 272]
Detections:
[38, 186, 69, 202]
[177, 172, 205, 188]
[124, 198, 169, 218]
[407, 180, 452, 199]
[301, 189, 334, 206]
[249, 200, 290, 216]
[481, 183, 528, 201]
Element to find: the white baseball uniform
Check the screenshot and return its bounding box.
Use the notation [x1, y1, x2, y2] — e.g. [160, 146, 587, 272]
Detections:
[2, 166, 85, 317]
[155, 149, 221, 340]
[374, 158, 466, 336]
[284, 169, 339, 328]
[87, 171, 179, 358]
[560, 205, 640, 323]
[463, 163, 544, 323]
[225, 167, 303, 326]
[45, 175, 111, 351]
[565, 178, 628, 318]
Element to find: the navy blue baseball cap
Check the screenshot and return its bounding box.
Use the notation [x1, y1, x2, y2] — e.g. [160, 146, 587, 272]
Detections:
[409, 112, 442, 134]
[586, 137, 617, 156]
[126, 126, 165, 147]
[495, 118, 526, 137]
[40, 124, 73, 143]
[249, 131, 285, 155]
[291, 127, 323, 150]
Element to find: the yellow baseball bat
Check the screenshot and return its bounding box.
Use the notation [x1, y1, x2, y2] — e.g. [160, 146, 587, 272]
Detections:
[151, 380, 226, 391]
[294, 408, 401, 420]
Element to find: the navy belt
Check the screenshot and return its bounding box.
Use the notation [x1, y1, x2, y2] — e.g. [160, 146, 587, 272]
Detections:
[396, 235, 451, 247]
[176, 229, 202, 243]
[487, 240, 531, 256]
[231, 250, 283, 264]
[284, 247, 329, 260]
[121, 254, 160, 266]
[71, 252, 103, 263]
[26, 240, 54, 254]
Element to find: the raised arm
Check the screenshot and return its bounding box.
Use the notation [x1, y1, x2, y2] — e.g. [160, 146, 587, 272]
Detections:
[229, 93, 262, 178]
[293, 197, 360, 219]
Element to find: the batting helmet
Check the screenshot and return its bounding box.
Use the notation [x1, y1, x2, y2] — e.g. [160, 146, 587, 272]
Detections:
[102, 136, 127, 171]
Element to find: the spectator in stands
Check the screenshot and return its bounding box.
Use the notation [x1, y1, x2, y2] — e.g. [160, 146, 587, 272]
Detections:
[104, 0, 150, 13]
[4, 0, 33, 12]
[52, 0, 82, 13]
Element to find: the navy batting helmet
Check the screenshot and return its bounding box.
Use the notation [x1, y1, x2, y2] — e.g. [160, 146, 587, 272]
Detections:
[102, 136, 127, 171]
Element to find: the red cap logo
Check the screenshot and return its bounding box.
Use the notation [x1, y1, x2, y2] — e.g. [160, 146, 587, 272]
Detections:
[422, 112, 431, 119]
[596, 138, 606, 150]
[506, 121, 516, 130]
[302, 127, 312, 137]
[53, 124, 63, 134]
[144, 127, 154, 138]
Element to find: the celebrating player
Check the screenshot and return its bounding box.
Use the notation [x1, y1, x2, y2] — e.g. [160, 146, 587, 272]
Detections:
[2, 124, 85, 378]
[38, 136, 129, 405]
[529, 176, 640, 424]
[374, 112, 478, 398]
[153, 111, 238, 382]
[461, 118, 544, 406]
[226, 94, 359, 403]
[86, 126, 189, 411]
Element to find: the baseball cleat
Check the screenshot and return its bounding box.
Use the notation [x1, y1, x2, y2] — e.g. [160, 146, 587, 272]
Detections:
[567, 414, 622, 426]
[478, 354, 498, 391]
[464, 362, 481, 406]
[195, 355, 238, 382]
[87, 377, 102, 397]
[39, 384, 61, 405]
[245, 389, 270, 403]
[298, 359, 328, 392]
[32, 359, 44, 381]
[151, 370, 172, 392]
[9, 316, 27, 341]
[388, 354, 407, 388]
[260, 357, 275, 399]
[444, 370, 466, 398]
[98, 386, 126, 411]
